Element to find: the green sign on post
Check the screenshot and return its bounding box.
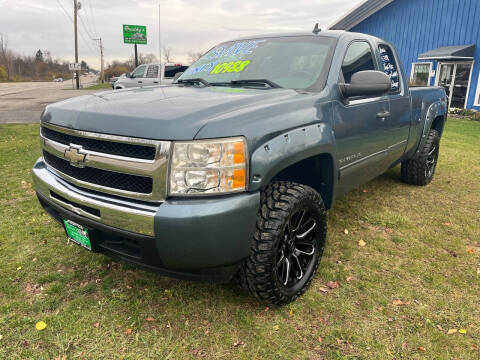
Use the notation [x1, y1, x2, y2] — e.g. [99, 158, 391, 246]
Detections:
[123, 24, 147, 45]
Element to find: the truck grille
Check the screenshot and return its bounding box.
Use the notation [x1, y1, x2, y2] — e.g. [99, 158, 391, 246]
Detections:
[41, 126, 156, 160]
[40, 123, 171, 202]
[43, 151, 153, 194]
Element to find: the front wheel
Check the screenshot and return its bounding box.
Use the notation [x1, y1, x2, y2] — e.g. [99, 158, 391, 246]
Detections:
[401, 129, 440, 186]
[240, 181, 327, 305]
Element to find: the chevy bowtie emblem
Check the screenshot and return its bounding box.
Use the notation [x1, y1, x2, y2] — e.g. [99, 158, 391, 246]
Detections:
[64, 145, 87, 167]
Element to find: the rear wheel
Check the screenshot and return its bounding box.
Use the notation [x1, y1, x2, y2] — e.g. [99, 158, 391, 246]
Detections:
[240, 181, 327, 305]
[401, 129, 440, 186]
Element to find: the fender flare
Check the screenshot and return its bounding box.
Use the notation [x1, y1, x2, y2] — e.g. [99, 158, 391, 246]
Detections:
[248, 123, 337, 192]
[415, 96, 448, 157]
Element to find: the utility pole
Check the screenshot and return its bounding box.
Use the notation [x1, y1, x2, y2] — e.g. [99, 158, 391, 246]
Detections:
[93, 38, 104, 83]
[73, 0, 80, 89]
[134, 44, 138, 67]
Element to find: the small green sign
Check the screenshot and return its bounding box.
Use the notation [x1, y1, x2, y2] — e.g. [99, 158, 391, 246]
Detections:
[64, 220, 92, 250]
[123, 24, 147, 45]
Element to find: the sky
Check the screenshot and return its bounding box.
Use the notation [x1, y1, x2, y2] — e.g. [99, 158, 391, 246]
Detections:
[0, 0, 363, 70]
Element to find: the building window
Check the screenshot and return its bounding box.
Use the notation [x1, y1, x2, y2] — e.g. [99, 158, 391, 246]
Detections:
[341, 41, 375, 83]
[410, 62, 432, 86]
[475, 72, 480, 107]
[379, 44, 400, 92]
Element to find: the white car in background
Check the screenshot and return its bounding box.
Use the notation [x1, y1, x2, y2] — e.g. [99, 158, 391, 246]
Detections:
[113, 63, 188, 89]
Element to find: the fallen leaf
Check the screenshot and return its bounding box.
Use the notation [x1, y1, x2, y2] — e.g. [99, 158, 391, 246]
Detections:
[459, 329, 467, 334]
[336, 339, 344, 344]
[392, 299, 408, 306]
[264, 306, 269, 312]
[344, 229, 349, 235]
[124, 328, 132, 335]
[401, 342, 407, 350]
[362, 189, 368, 193]
[358, 240, 366, 247]
[346, 276, 354, 282]
[288, 309, 293, 317]
[318, 336, 322, 343]
[93, 322, 99, 328]
[233, 340, 244, 347]
[16, 266, 22, 271]
[418, 346, 426, 352]
[477, 268, 480, 275]
[437, 324, 443, 331]
[272, 325, 279, 331]
[35, 321, 47, 331]
[32, 258, 37, 262]
[467, 248, 474, 254]
[326, 281, 339, 289]
[0, 335, 3, 341]
[385, 228, 394, 234]
[443, 222, 453, 227]
[388, 318, 393, 322]
[145, 317, 155, 322]
[319, 286, 329, 293]
[447, 329, 457, 334]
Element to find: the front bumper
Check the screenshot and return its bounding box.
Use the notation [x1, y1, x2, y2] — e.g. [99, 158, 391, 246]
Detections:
[32, 158, 260, 282]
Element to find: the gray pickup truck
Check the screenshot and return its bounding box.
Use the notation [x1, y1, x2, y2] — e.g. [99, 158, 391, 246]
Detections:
[33, 30, 447, 305]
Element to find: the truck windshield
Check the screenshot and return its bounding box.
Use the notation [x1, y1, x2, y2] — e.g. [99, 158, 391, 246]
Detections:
[178, 36, 336, 90]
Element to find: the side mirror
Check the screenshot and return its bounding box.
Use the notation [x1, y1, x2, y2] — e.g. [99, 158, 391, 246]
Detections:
[173, 72, 184, 82]
[125, 72, 131, 78]
[339, 70, 391, 98]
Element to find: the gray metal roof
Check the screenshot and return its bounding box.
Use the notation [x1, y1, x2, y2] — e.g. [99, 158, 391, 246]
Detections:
[328, 0, 394, 31]
[418, 44, 476, 60]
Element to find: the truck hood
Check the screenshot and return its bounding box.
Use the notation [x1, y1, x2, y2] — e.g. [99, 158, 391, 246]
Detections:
[42, 85, 301, 140]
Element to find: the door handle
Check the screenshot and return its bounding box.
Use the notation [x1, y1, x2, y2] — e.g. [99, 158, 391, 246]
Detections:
[138, 81, 143, 84]
[153, 81, 159, 84]
[376, 110, 390, 120]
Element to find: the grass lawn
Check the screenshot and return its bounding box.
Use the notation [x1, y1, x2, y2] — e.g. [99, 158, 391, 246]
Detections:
[0, 119, 479, 359]
[81, 83, 112, 90]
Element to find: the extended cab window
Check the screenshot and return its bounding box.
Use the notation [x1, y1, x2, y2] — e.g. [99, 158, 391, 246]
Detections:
[146, 65, 159, 78]
[341, 41, 375, 83]
[131, 65, 146, 78]
[379, 44, 400, 92]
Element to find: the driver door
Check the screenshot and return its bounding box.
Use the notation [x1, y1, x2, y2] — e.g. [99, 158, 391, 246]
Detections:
[333, 40, 391, 195]
[127, 65, 147, 88]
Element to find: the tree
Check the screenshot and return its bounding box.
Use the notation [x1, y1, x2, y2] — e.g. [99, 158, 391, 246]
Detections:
[126, 53, 158, 68]
[0, 65, 7, 80]
[35, 49, 44, 62]
[0, 33, 14, 79]
[187, 51, 204, 64]
[162, 46, 173, 63]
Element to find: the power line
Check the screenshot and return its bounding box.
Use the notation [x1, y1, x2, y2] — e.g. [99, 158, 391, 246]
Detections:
[78, 3, 96, 38]
[87, 0, 98, 37]
[78, 12, 94, 39]
[55, 0, 96, 53]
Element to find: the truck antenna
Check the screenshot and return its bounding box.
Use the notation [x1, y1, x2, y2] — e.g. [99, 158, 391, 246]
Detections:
[312, 23, 321, 34]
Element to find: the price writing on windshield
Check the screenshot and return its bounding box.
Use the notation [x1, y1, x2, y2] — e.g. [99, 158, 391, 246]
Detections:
[210, 60, 251, 75]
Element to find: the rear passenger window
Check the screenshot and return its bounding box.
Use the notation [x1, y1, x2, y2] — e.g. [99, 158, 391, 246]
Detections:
[379, 44, 400, 92]
[341, 41, 375, 83]
[146, 65, 159, 78]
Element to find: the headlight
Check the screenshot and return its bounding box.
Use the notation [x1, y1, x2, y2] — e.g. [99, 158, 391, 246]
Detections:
[169, 137, 247, 195]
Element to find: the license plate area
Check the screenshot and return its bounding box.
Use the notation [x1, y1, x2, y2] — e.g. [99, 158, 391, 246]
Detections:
[63, 219, 92, 251]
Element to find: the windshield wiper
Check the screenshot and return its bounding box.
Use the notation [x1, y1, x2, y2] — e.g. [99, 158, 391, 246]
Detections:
[230, 79, 282, 88]
[177, 78, 210, 87]
[210, 79, 282, 89]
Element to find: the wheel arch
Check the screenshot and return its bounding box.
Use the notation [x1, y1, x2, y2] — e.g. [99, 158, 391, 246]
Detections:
[249, 123, 337, 210]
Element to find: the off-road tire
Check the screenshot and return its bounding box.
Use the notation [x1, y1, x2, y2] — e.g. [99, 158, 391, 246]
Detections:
[239, 181, 327, 306]
[401, 129, 440, 186]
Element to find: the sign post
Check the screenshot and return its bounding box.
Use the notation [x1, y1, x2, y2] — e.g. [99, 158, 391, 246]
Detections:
[69, 63, 82, 89]
[123, 24, 147, 68]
